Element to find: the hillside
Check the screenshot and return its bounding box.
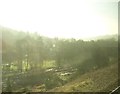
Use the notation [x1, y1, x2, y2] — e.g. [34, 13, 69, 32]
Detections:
[49, 63, 118, 92]
[84, 34, 118, 41]
[0, 26, 118, 41]
[1, 26, 118, 92]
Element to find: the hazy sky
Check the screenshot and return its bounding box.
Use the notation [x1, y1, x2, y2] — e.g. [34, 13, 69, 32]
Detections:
[0, 0, 118, 39]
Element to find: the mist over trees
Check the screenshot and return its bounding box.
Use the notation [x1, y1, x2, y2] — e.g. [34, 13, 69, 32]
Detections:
[1, 28, 118, 92]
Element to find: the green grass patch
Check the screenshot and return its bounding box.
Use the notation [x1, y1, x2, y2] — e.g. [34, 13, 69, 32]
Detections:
[42, 60, 56, 69]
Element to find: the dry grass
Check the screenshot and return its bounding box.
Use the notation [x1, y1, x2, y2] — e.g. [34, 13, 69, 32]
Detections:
[49, 63, 118, 92]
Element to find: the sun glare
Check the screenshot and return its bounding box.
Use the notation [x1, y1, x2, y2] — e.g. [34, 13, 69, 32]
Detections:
[0, 0, 118, 39]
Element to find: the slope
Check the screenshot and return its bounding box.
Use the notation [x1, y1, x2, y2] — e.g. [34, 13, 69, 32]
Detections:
[49, 63, 118, 92]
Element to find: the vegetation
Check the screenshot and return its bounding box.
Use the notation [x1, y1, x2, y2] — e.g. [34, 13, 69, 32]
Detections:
[1, 27, 118, 92]
[49, 63, 118, 92]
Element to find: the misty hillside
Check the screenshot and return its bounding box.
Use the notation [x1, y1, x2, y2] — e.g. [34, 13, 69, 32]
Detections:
[1, 27, 118, 93]
[85, 34, 118, 41]
[0, 26, 118, 41]
[0, 0, 118, 93]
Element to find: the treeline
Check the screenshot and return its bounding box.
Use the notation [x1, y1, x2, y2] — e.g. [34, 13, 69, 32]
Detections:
[1, 28, 118, 74]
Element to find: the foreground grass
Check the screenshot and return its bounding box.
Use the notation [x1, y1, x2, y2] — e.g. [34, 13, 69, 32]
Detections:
[49, 63, 118, 92]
